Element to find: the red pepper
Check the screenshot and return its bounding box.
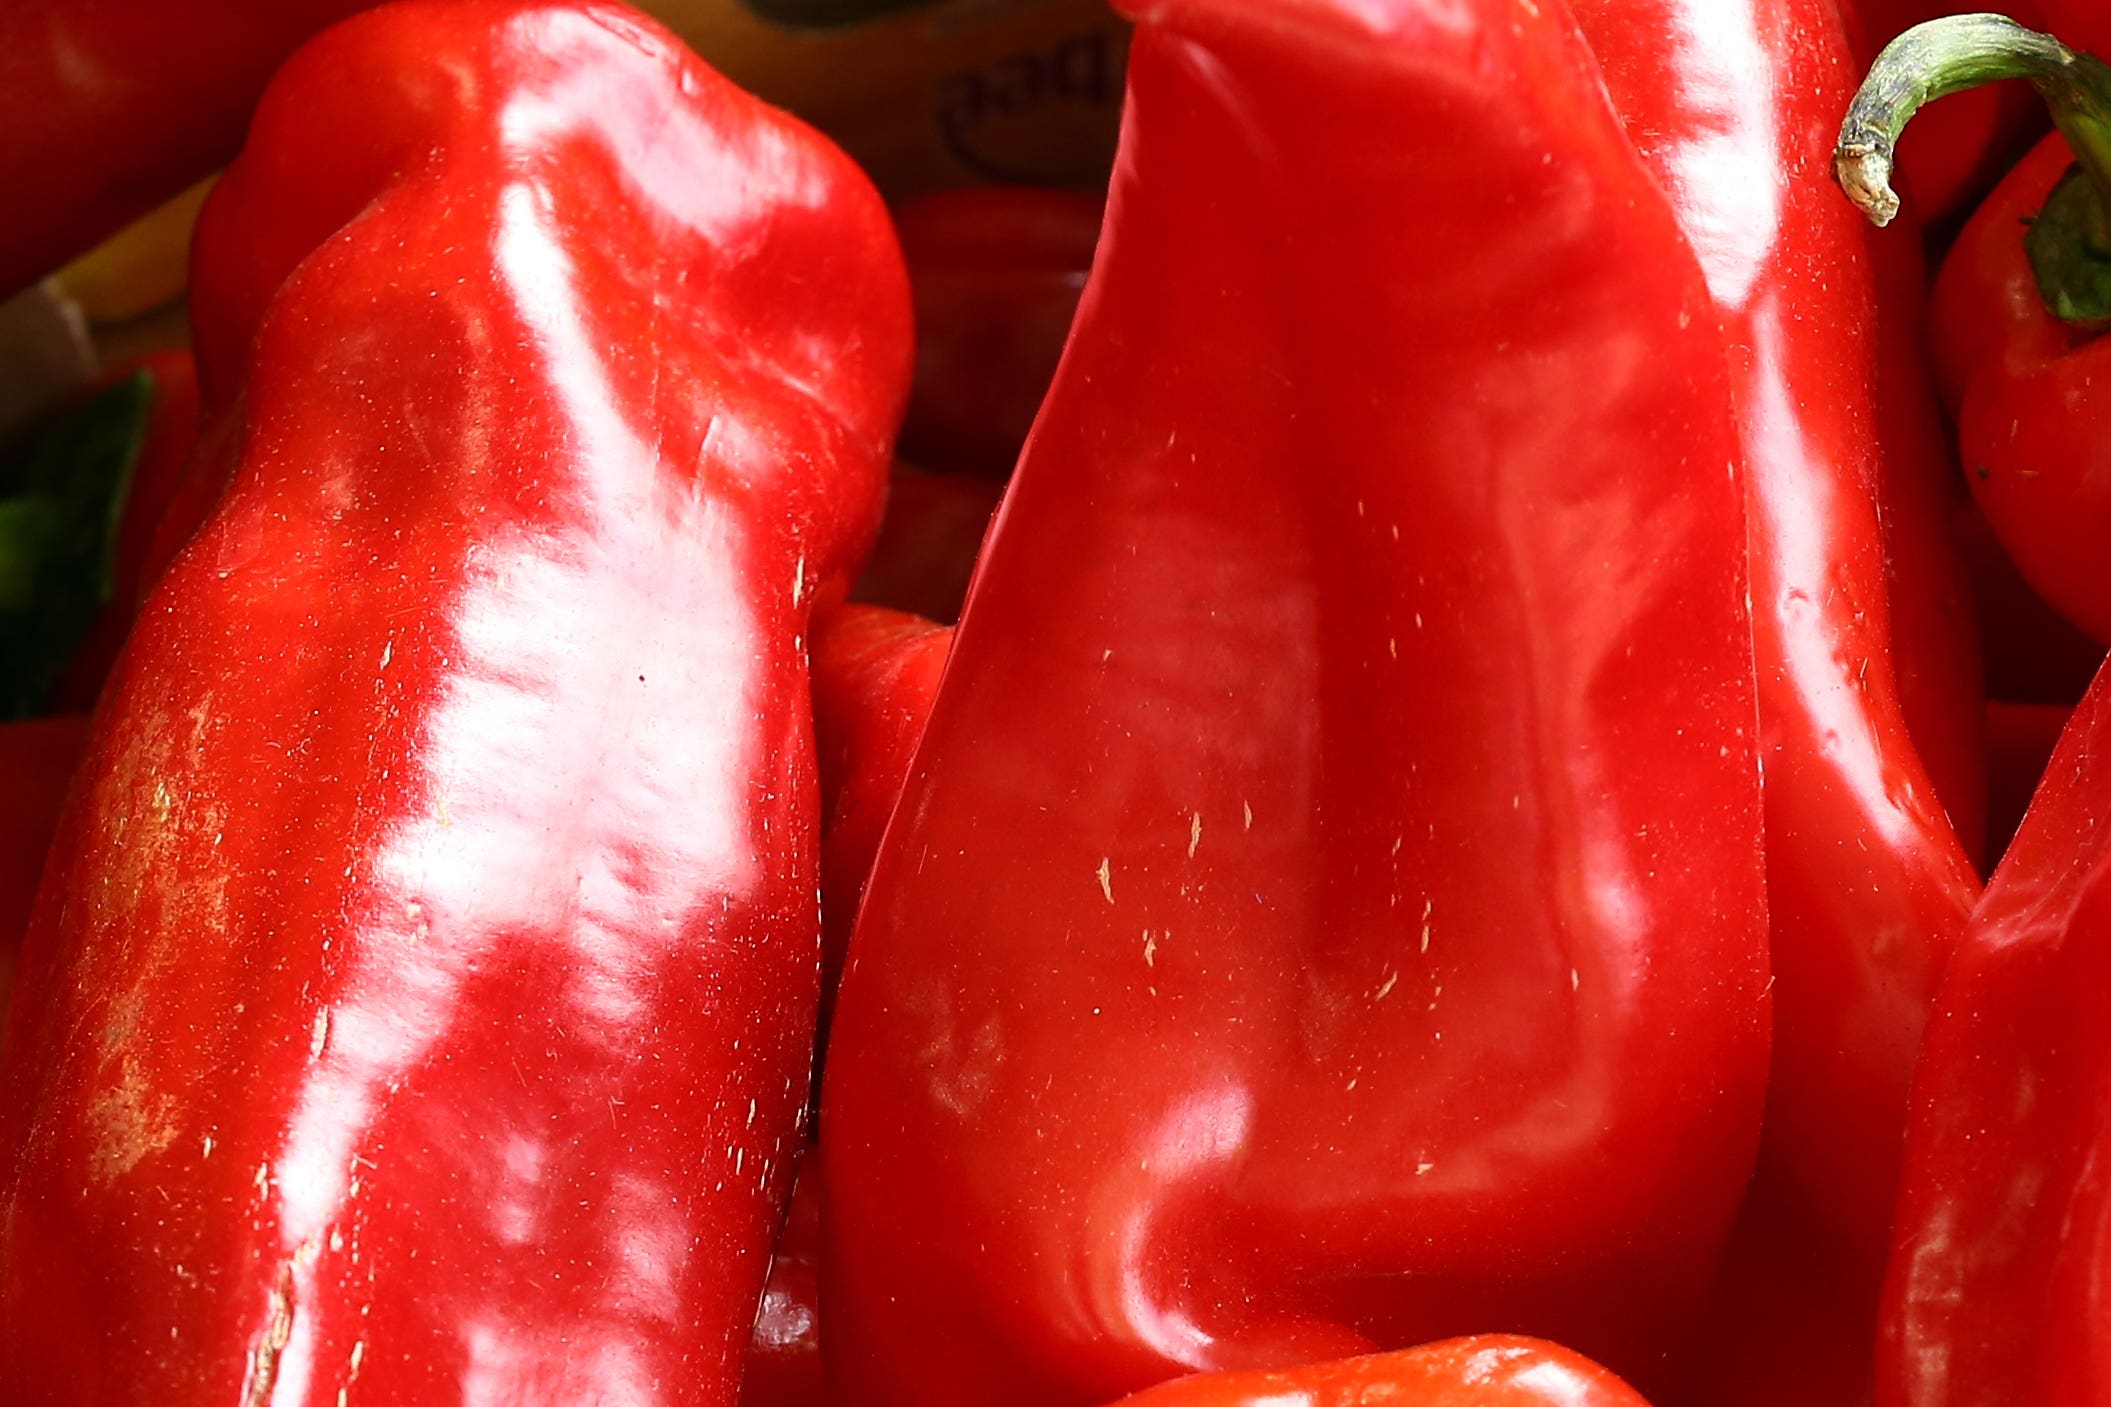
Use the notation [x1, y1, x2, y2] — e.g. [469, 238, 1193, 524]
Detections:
[1951, 504, 2104, 707]
[745, 605, 951, 1407]
[810, 603, 952, 1034]
[894, 188, 1100, 479]
[820, 0, 1770, 1397]
[0, 2, 910, 1400]
[1573, 0, 1979, 1292]
[0, 715, 90, 1022]
[744, 1151, 825, 1407]
[1839, 15, 2111, 649]
[1874, 662, 2111, 1407]
[2036, 0, 2111, 55]
[1097, 1338, 1651, 1407]
[0, 0, 380, 298]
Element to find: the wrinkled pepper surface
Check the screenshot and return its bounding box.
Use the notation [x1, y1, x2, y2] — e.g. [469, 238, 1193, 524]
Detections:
[820, 0, 1772, 1399]
[0, 3, 910, 1402]
[1576, 0, 1978, 1290]
[1876, 659, 2111, 1407]
[0, 0, 381, 299]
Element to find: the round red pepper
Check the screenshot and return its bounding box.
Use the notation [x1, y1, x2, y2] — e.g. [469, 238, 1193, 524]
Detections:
[1097, 1338, 1651, 1407]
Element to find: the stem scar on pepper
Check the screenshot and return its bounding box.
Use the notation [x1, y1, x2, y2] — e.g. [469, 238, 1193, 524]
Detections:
[1837, 12, 2111, 326]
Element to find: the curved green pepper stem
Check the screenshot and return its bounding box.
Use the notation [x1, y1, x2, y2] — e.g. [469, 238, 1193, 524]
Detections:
[1837, 13, 2111, 326]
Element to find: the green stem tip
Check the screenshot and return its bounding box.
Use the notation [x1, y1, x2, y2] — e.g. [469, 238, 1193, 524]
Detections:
[1835, 12, 2111, 227]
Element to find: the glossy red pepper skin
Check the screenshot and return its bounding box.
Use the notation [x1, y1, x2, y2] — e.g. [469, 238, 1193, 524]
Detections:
[745, 606, 950, 1407]
[1877, 662, 2111, 1407]
[810, 604, 952, 1029]
[820, 0, 1770, 1399]
[1929, 133, 2111, 647]
[0, 2, 910, 1400]
[1572, 0, 1980, 1274]
[743, 1152, 825, 1407]
[0, 0, 380, 298]
[894, 188, 1100, 479]
[1098, 1338, 1651, 1407]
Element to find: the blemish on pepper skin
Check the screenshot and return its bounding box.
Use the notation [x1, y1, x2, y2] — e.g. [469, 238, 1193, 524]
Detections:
[1187, 813, 1202, 858]
[82, 1060, 178, 1185]
[75, 693, 230, 1185]
[241, 1262, 297, 1407]
[1096, 858, 1113, 904]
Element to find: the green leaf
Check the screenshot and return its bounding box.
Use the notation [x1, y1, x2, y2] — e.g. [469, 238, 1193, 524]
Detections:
[2027, 164, 2111, 330]
[0, 370, 156, 718]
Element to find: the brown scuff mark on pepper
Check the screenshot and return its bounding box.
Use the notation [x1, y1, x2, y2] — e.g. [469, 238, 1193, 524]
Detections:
[73, 691, 230, 1185]
[80, 1057, 179, 1184]
[242, 1260, 298, 1407]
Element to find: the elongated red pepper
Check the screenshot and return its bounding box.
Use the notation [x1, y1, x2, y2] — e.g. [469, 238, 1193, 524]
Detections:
[0, 0, 380, 298]
[1875, 661, 2111, 1407]
[0, 3, 910, 1401]
[1099, 1338, 1651, 1407]
[819, 0, 1770, 1398]
[1573, 0, 1978, 1289]
[1840, 15, 2111, 648]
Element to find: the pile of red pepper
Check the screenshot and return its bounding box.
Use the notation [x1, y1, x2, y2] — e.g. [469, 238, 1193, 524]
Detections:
[3, 0, 2111, 1403]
